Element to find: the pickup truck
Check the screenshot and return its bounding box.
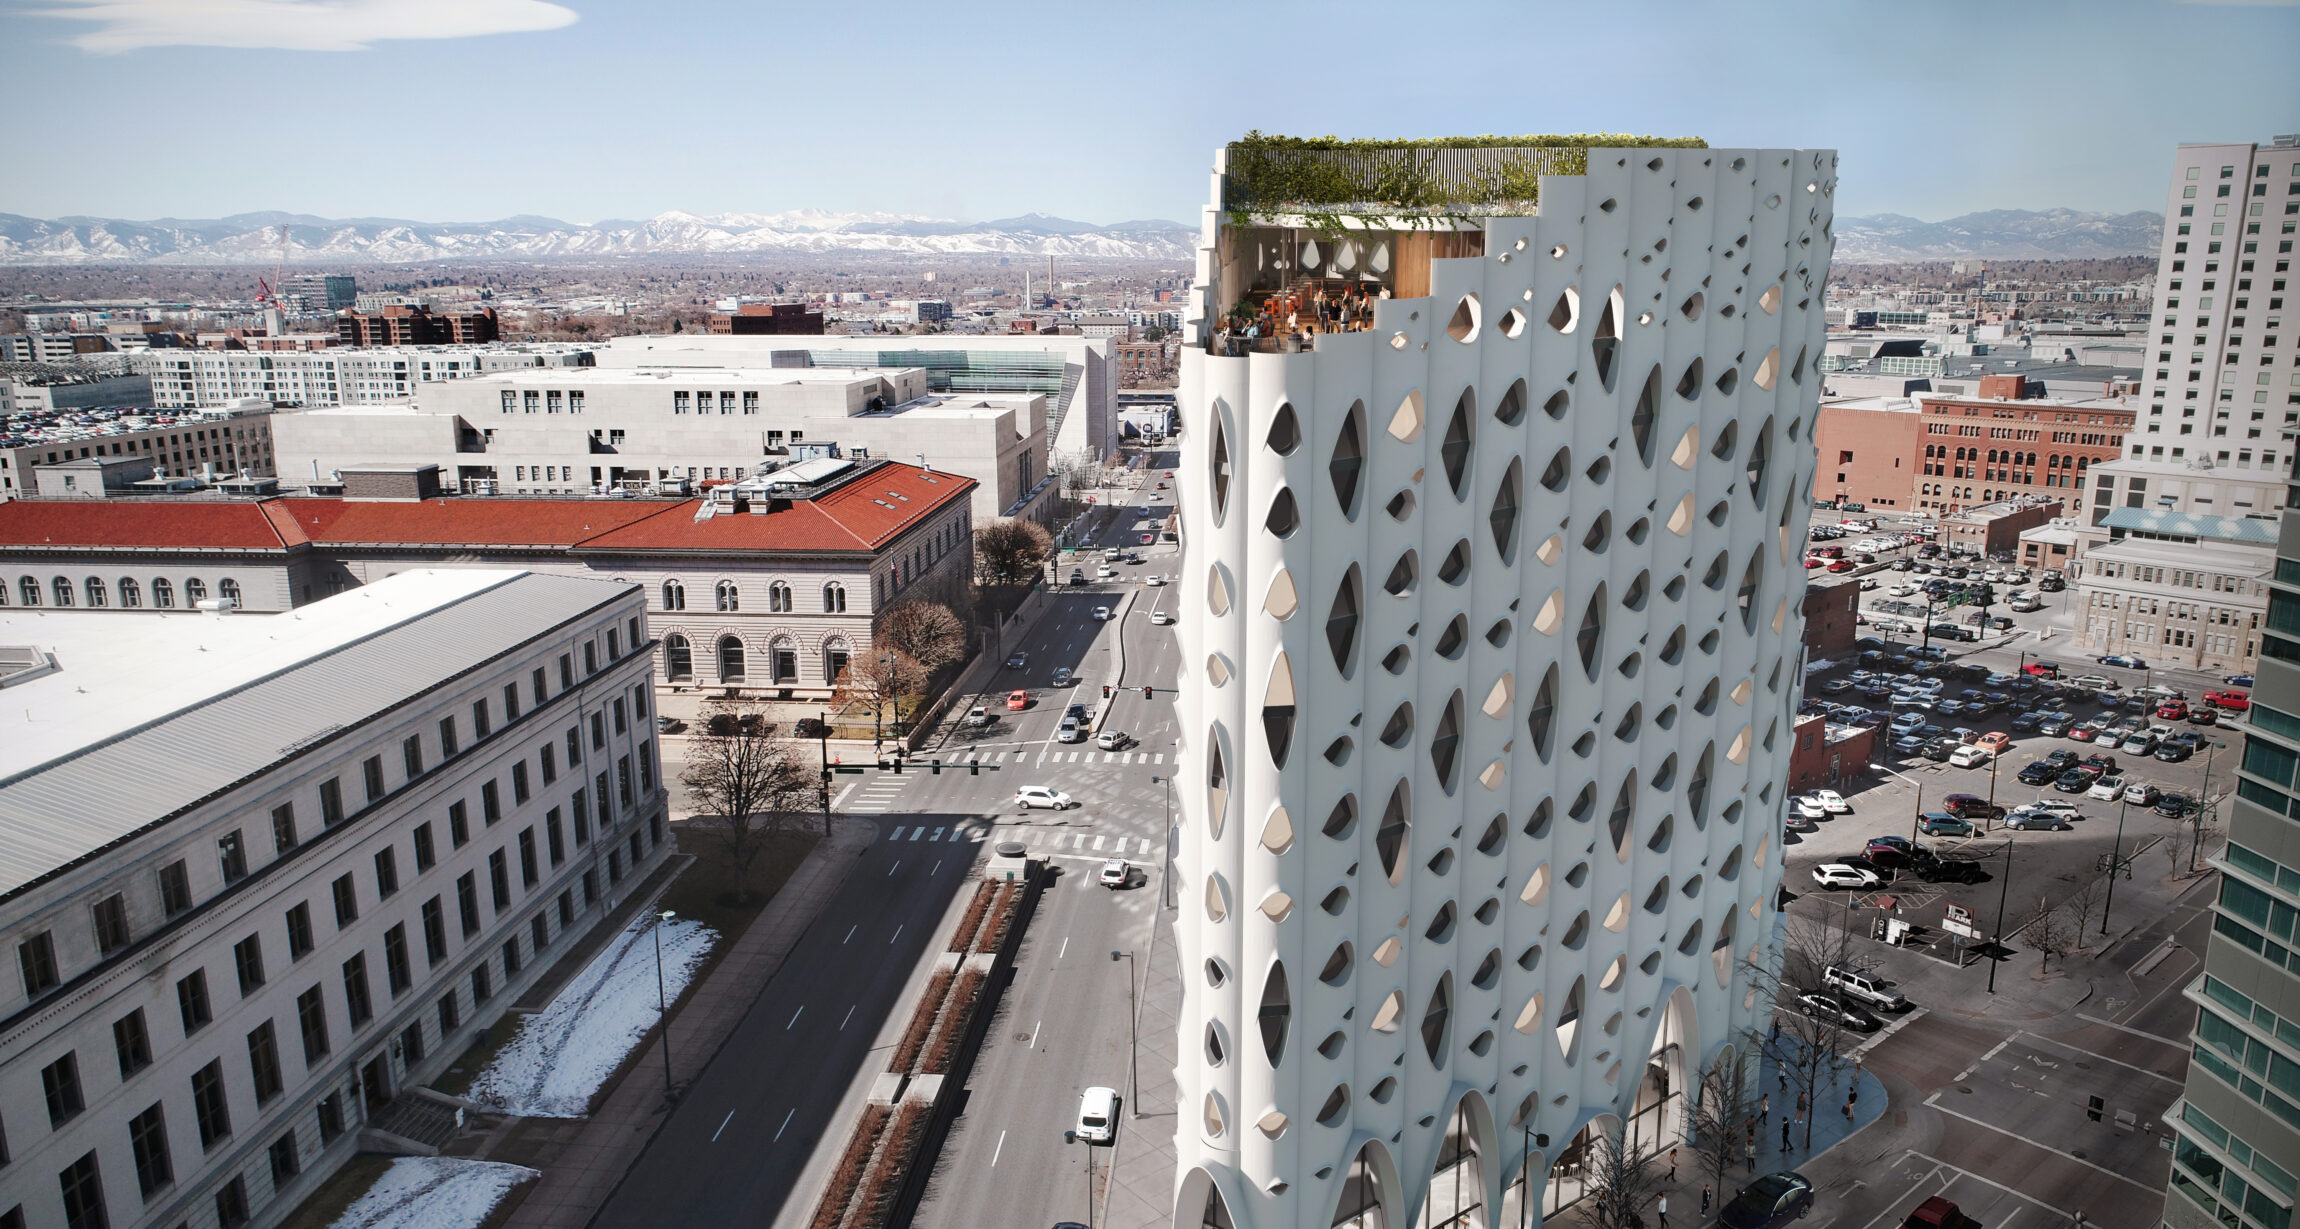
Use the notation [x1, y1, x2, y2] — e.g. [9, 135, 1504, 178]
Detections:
[1903, 1198, 1978, 1229]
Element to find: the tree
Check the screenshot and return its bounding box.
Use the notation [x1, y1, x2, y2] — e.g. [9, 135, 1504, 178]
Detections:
[2024, 897, 2074, 974]
[2065, 876, 2108, 949]
[1142, 324, 1167, 342]
[1755, 911, 1861, 1150]
[679, 702, 819, 901]
[876, 601, 968, 670]
[1693, 1044, 1760, 1205]
[973, 517, 1053, 587]
[834, 649, 928, 746]
[1581, 1125, 1657, 1229]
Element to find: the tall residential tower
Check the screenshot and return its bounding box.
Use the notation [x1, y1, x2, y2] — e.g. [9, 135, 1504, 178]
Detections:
[1172, 137, 1834, 1229]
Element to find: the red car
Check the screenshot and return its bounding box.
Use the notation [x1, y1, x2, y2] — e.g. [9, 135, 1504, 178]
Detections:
[1827, 559, 1856, 573]
[2156, 700, 2189, 720]
[1006, 689, 1030, 710]
[2206, 689, 2251, 710]
[2021, 661, 2060, 678]
[1804, 557, 1827, 569]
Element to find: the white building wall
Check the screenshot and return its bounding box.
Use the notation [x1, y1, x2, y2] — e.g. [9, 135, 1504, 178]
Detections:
[1171, 145, 1832, 1229]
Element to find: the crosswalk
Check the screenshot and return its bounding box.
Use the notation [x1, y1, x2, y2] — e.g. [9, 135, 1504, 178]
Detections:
[881, 824, 1160, 857]
[846, 779, 910, 813]
[930, 749, 1168, 766]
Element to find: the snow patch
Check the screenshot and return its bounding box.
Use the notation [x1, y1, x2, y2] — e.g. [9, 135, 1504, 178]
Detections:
[330, 1157, 538, 1229]
[465, 917, 717, 1117]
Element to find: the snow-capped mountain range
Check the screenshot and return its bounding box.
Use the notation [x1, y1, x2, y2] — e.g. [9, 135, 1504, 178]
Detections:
[0, 209, 1200, 264]
[0, 206, 2161, 265]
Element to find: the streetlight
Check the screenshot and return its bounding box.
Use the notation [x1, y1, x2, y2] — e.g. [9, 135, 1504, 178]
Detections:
[652, 909, 678, 1097]
[1111, 950, 1140, 1117]
[875, 652, 894, 752]
[1150, 774, 1177, 909]
[2194, 738, 2229, 873]
[1987, 833, 2015, 995]
[2101, 797, 2131, 936]
[1063, 1129, 1098, 1229]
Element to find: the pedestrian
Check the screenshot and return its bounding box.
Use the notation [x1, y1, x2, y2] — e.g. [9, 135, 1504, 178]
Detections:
[1843, 1093, 1856, 1120]
[1670, 1145, 1678, 1181]
[1747, 1120, 1756, 1154]
[1782, 1117, 1792, 1153]
[1760, 1093, 1770, 1126]
[1797, 1090, 1808, 1118]
[1771, 1019, 1781, 1044]
[1748, 1140, 1757, 1174]
[1658, 1193, 1670, 1229]
[1703, 1185, 1713, 1217]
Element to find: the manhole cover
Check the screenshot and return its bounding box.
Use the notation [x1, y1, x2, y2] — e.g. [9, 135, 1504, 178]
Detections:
[1957, 1086, 1974, 1094]
[1015, 1031, 1032, 1042]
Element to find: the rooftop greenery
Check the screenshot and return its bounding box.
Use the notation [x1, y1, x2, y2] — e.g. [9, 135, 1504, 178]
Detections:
[1224, 131, 1708, 231]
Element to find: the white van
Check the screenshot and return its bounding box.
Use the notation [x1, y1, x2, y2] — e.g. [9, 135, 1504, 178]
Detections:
[1076, 1086, 1119, 1143]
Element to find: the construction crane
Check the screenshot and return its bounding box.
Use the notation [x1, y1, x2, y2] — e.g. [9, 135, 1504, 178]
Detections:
[255, 223, 291, 332]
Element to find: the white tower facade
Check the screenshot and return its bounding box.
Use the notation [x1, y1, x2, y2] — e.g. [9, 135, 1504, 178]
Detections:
[1170, 141, 1836, 1229]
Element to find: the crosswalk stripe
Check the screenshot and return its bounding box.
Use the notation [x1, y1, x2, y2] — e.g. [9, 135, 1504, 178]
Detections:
[930, 828, 944, 841]
[1139, 837, 1153, 855]
[890, 826, 907, 840]
[1093, 835, 1106, 850]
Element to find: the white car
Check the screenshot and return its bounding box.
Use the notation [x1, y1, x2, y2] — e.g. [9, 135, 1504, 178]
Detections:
[1790, 796, 1828, 821]
[1148, 610, 1174, 625]
[1098, 565, 1117, 579]
[1144, 575, 1165, 587]
[1103, 547, 1122, 560]
[966, 706, 993, 727]
[2087, 775, 2126, 801]
[1807, 790, 1851, 815]
[1015, 786, 1077, 810]
[1948, 745, 1993, 768]
[2027, 798, 2082, 820]
[1096, 729, 1131, 751]
[1099, 858, 1131, 888]
[1092, 605, 1113, 621]
[1811, 863, 1883, 890]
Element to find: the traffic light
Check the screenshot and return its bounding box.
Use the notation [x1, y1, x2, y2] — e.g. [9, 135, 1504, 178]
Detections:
[1143, 685, 1154, 699]
[1102, 684, 1112, 699]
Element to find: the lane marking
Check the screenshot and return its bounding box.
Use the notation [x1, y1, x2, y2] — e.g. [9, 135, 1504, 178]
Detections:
[890, 924, 903, 943]
[992, 1129, 1007, 1166]
[2075, 1010, 2190, 1047]
[843, 925, 856, 944]
[1029, 1019, 1042, 1048]
[774, 1108, 795, 1141]
[712, 1110, 734, 1142]
[787, 1006, 804, 1029]
[888, 860, 900, 876]
[2015, 1030, 2183, 1085]
[930, 860, 942, 876]
[841, 1004, 855, 1031]
[1920, 1094, 2159, 1192]
[1058, 937, 1069, 960]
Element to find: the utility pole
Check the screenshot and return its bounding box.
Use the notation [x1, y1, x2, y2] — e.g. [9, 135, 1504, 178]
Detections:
[652, 909, 678, 1097]
[817, 708, 832, 837]
[2195, 739, 2228, 874]
[1987, 835, 2014, 995]
[1111, 950, 1139, 1116]
[2101, 798, 2130, 936]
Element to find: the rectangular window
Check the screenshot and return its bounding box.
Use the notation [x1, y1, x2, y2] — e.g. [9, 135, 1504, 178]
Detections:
[129, 1103, 173, 1199]
[572, 787, 590, 845]
[414, 822, 436, 872]
[215, 1174, 248, 1227]
[502, 936, 522, 977]
[246, 1021, 282, 1105]
[558, 890, 574, 929]
[59, 1151, 106, 1229]
[384, 925, 411, 996]
[473, 698, 491, 739]
[640, 741, 655, 793]
[285, 902, 313, 960]
[422, 897, 447, 965]
[449, 800, 470, 847]
[160, 860, 192, 918]
[597, 771, 614, 825]
[439, 715, 459, 757]
[585, 642, 598, 675]
[612, 696, 627, 734]
[218, 830, 248, 885]
[400, 1020, 425, 1066]
[91, 895, 129, 957]
[566, 726, 583, 766]
[113, 1009, 151, 1078]
[438, 989, 460, 1035]
[519, 829, 540, 887]
[512, 761, 531, 805]
[374, 847, 399, 900]
[331, 874, 358, 927]
[559, 653, 574, 690]
[317, 1092, 344, 1143]
[191, 1059, 231, 1148]
[489, 849, 511, 912]
[618, 756, 634, 808]
[471, 962, 492, 1005]
[531, 913, 550, 954]
[362, 755, 385, 803]
[267, 1132, 299, 1188]
[608, 628, 622, 660]
[342, 953, 372, 1028]
[403, 734, 424, 778]
[233, 935, 264, 996]
[271, 803, 298, 854]
[17, 931, 58, 998]
[296, 987, 329, 1065]
[503, 683, 521, 722]
[318, 778, 344, 827]
[546, 809, 565, 866]
[591, 712, 605, 750]
[177, 969, 212, 1035]
[540, 742, 557, 785]
[41, 1053, 84, 1126]
[457, 872, 481, 937]
[532, 666, 548, 707]
[482, 780, 502, 825]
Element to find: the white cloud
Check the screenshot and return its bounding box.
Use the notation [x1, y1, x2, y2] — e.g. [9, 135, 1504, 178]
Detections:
[26, 0, 578, 53]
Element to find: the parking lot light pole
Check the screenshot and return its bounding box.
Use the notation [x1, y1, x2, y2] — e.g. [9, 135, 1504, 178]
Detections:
[1988, 834, 2014, 995]
[1111, 950, 1140, 1116]
[2101, 798, 2131, 936]
[2195, 739, 2229, 874]
[1983, 750, 2001, 835]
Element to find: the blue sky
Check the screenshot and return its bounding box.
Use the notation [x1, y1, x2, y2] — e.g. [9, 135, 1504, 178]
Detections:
[1, 0, 2293, 225]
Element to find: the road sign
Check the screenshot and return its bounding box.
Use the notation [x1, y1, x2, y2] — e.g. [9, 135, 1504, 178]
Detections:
[1944, 902, 1974, 927]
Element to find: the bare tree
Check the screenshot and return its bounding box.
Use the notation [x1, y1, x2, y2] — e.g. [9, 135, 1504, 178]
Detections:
[679, 702, 819, 902]
[973, 517, 1054, 587]
[1693, 1043, 1760, 1205]
[1756, 911, 1861, 1150]
[2024, 898, 2074, 974]
[833, 649, 928, 746]
[1582, 1126, 1657, 1229]
[876, 601, 968, 671]
[2065, 876, 2108, 949]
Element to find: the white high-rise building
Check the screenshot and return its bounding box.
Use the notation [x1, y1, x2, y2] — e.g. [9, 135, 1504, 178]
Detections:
[2128, 136, 2300, 470]
[1171, 138, 1834, 1229]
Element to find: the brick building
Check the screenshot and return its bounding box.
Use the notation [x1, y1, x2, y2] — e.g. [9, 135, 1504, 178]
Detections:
[1803, 574, 1861, 659]
[336, 306, 500, 347]
[1787, 713, 1875, 792]
[1942, 497, 2063, 557]
[1913, 387, 2134, 515]
[1811, 396, 1924, 509]
[707, 304, 826, 335]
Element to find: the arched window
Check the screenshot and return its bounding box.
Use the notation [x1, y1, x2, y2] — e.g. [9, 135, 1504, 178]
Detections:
[715, 581, 739, 612]
[769, 581, 792, 613]
[85, 577, 107, 607]
[664, 634, 693, 681]
[218, 578, 240, 607]
[823, 582, 846, 613]
[52, 576, 74, 607]
[119, 578, 141, 608]
[185, 578, 208, 604]
[662, 580, 686, 611]
[16, 576, 36, 606]
[717, 635, 746, 681]
[153, 578, 174, 608]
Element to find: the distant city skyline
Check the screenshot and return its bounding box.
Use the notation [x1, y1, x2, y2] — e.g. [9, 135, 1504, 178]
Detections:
[0, 0, 2293, 226]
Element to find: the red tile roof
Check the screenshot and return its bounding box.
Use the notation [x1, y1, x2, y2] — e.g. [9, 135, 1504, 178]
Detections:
[0, 462, 975, 558]
[0, 500, 291, 550]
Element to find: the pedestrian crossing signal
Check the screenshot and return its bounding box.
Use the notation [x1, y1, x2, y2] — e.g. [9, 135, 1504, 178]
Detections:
[1143, 685, 1154, 699]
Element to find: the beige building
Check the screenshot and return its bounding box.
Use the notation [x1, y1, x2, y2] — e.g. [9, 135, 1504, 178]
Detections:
[2065, 455, 2285, 672]
[131, 344, 598, 412]
[1, 404, 277, 498]
[0, 570, 670, 1229]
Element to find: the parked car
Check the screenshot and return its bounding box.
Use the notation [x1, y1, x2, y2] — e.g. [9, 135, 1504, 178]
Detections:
[1918, 812, 1977, 837]
[1824, 964, 1911, 1012]
[1720, 1172, 1818, 1229]
[2155, 792, 2198, 818]
[1796, 992, 1882, 1032]
[1919, 859, 1989, 884]
[1948, 745, 1992, 768]
[2098, 654, 2147, 669]
[2123, 783, 2162, 806]
[2003, 807, 2070, 831]
[1863, 836, 1931, 868]
[1016, 786, 1078, 810]
[1807, 789, 1851, 814]
[1812, 863, 1883, 890]
[2053, 767, 2097, 793]
[1789, 796, 1828, 822]
[1974, 731, 2012, 753]
[2088, 775, 2127, 801]
[1905, 1198, 1981, 1229]
[2119, 733, 2159, 756]
[2224, 673, 2256, 688]
[1075, 1086, 1119, 1143]
[2155, 741, 2195, 763]
[2206, 689, 2251, 710]
[1942, 793, 2004, 821]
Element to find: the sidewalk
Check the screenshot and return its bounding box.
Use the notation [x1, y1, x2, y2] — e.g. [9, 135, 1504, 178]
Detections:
[1103, 900, 1182, 1229]
[490, 816, 878, 1229]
